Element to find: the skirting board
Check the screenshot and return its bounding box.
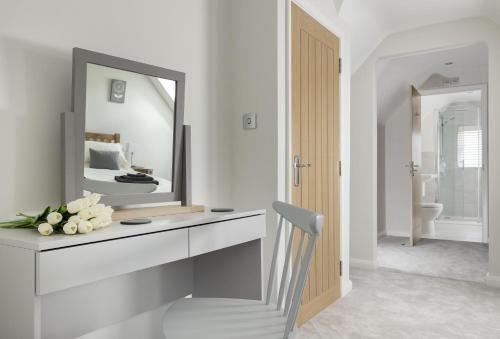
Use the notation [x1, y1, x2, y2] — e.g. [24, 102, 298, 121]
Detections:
[385, 231, 409, 238]
[112, 205, 204, 221]
[341, 279, 353, 297]
[350, 258, 377, 270]
[377, 230, 387, 239]
[385, 223, 484, 243]
[486, 273, 500, 289]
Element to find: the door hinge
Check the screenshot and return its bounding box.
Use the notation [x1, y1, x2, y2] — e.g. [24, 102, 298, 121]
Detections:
[340, 260, 343, 276]
[338, 161, 342, 176]
[339, 58, 342, 74]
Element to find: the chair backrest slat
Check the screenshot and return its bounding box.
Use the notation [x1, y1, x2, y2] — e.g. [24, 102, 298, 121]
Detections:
[284, 229, 305, 316]
[276, 224, 295, 310]
[267, 201, 324, 339]
[284, 236, 317, 338]
[266, 216, 284, 305]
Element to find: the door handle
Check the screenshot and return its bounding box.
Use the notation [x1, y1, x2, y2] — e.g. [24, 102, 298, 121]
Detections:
[405, 161, 419, 177]
[293, 155, 311, 186]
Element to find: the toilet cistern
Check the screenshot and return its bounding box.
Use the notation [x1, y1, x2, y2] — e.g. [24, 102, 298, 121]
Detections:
[421, 173, 437, 196]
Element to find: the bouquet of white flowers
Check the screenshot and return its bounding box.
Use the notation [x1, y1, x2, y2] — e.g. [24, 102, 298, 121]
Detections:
[0, 194, 114, 236]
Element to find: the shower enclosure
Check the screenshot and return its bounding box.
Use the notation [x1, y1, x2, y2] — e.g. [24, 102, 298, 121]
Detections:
[437, 101, 483, 223]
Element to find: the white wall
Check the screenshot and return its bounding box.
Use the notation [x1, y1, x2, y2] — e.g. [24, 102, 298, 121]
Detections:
[384, 103, 412, 236]
[0, 0, 233, 218]
[225, 0, 281, 299]
[350, 56, 378, 268]
[86, 64, 174, 179]
[377, 124, 386, 236]
[350, 17, 500, 285]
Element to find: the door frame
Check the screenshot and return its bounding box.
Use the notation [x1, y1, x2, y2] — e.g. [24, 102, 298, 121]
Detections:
[419, 84, 489, 243]
[282, 0, 351, 299]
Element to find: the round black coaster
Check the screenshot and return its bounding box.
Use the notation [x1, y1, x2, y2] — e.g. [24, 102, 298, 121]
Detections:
[120, 218, 152, 225]
[211, 208, 235, 212]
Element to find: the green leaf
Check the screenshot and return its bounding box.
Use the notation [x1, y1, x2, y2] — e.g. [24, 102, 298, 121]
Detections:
[0, 219, 33, 228]
[40, 206, 52, 220]
[57, 205, 68, 214]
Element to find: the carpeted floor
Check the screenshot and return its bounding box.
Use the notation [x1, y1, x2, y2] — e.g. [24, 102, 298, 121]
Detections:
[377, 236, 488, 282]
[297, 268, 500, 339]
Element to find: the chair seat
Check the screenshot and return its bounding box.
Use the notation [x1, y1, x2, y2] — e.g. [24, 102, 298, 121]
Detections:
[163, 298, 287, 339]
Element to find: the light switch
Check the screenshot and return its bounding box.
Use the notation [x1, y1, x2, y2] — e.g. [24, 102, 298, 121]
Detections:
[243, 113, 257, 129]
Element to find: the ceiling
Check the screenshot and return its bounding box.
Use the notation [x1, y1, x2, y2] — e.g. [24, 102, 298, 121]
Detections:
[376, 43, 488, 124]
[338, 0, 500, 73]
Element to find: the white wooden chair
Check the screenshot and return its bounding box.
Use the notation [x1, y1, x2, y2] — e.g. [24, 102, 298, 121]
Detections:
[163, 201, 324, 339]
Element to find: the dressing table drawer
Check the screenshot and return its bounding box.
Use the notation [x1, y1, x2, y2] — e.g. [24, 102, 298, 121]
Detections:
[36, 228, 188, 295]
[189, 215, 266, 257]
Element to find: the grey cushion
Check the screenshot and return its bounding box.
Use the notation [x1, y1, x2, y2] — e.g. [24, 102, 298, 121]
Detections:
[89, 148, 121, 170]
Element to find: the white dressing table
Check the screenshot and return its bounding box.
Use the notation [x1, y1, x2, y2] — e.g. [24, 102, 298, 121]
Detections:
[0, 209, 266, 339]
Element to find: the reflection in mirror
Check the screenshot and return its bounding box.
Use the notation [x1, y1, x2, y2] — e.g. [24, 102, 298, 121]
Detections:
[83, 63, 176, 196]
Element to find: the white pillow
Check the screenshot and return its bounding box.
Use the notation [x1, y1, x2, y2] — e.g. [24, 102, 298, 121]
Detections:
[84, 140, 130, 169]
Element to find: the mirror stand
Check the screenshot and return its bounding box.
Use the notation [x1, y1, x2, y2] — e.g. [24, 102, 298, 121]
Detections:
[181, 125, 192, 206]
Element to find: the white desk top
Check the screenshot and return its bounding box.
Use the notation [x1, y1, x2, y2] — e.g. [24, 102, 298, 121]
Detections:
[0, 209, 266, 251]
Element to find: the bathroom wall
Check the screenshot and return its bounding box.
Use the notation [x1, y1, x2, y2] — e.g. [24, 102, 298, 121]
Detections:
[421, 100, 438, 203]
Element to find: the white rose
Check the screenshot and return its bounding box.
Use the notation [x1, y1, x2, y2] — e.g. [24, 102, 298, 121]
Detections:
[90, 204, 105, 216]
[68, 215, 81, 224]
[81, 197, 91, 209]
[100, 216, 112, 228]
[78, 207, 94, 220]
[77, 220, 93, 234]
[89, 217, 103, 230]
[38, 223, 53, 236]
[88, 193, 102, 206]
[91, 215, 112, 230]
[103, 206, 114, 217]
[63, 221, 78, 235]
[66, 199, 84, 214]
[47, 212, 63, 225]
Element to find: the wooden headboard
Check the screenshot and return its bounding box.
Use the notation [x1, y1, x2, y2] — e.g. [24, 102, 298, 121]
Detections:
[85, 132, 121, 143]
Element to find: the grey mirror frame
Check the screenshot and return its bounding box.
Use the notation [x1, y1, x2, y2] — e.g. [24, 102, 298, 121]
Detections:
[67, 48, 186, 206]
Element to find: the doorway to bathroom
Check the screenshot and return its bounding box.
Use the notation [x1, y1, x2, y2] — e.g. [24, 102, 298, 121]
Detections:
[375, 43, 489, 283]
[419, 86, 488, 244]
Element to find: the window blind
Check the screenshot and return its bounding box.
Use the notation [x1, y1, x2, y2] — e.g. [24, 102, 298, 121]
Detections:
[457, 126, 482, 168]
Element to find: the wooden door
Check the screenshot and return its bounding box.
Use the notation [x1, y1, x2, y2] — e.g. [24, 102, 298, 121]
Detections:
[410, 86, 422, 246]
[291, 3, 341, 325]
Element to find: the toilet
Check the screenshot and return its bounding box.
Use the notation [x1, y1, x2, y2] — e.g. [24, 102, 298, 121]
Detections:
[420, 202, 443, 236]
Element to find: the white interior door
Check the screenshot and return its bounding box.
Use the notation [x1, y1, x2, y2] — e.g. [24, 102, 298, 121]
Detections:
[409, 86, 422, 246]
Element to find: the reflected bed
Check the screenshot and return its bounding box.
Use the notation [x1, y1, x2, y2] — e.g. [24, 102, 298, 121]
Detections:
[83, 132, 171, 195]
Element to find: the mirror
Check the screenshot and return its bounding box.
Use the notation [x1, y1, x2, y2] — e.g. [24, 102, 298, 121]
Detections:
[69, 48, 186, 206]
[84, 64, 175, 195]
